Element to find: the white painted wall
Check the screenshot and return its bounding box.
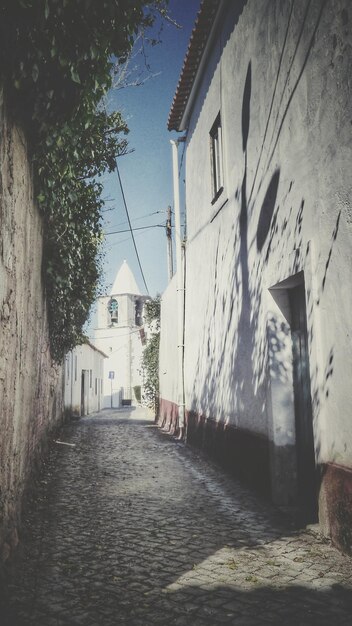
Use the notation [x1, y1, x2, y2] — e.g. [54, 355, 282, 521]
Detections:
[180, 0, 352, 466]
[64, 342, 106, 416]
[93, 292, 146, 407]
[159, 275, 179, 406]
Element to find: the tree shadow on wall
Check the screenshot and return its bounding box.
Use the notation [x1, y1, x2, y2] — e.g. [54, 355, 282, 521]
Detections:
[192, 0, 339, 495]
[196, 59, 279, 436]
[234, 60, 280, 413]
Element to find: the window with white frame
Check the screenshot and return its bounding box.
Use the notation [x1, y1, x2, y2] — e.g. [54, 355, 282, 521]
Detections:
[210, 112, 224, 203]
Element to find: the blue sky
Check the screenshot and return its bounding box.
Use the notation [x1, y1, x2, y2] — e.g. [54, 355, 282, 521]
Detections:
[99, 0, 200, 298]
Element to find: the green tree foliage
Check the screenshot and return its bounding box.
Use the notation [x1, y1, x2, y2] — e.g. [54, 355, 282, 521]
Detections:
[133, 385, 142, 404]
[0, 0, 168, 360]
[141, 296, 160, 412]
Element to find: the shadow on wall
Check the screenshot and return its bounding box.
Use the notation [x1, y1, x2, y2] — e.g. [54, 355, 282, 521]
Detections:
[267, 315, 290, 383]
[188, 0, 340, 496]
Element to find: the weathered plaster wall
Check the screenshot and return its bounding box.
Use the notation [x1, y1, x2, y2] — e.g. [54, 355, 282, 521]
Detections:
[158, 276, 179, 430]
[0, 90, 63, 562]
[181, 0, 352, 547]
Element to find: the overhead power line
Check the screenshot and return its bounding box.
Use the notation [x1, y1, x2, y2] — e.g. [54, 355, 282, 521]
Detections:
[89, 327, 142, 341]
[105, 229, 146, 249]
[115, 161, 150, 295]
[104, 224, 165, 236]
[107, 209, 166, 231]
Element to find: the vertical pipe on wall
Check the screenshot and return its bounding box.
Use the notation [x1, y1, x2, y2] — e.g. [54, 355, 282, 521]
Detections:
[170, 140, 185, 435]
[129, 325, 132, 403]
[166, 205, 174, 282]
[70, 350, 74, 414]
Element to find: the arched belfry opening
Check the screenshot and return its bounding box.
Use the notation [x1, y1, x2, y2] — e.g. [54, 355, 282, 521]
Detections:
[108, 298, 118, 325]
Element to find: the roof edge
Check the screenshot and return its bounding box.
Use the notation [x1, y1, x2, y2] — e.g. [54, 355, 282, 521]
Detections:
[86, 339, 109, 359]
[168, 0, 226, 132]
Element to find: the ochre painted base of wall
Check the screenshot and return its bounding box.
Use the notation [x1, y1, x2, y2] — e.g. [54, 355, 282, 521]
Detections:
[158, 398, 179, 434]
[320, 463, 352, 555]
[186, 411, 271, 497]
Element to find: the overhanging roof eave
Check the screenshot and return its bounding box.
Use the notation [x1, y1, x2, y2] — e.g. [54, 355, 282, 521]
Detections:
[168, 0, 230, 133]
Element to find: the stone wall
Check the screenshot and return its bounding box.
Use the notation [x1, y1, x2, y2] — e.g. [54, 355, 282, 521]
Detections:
[0, 88, 64, 563]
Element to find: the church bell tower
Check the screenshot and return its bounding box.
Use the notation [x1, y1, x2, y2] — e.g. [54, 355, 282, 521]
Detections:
[93, 261, 148, 408]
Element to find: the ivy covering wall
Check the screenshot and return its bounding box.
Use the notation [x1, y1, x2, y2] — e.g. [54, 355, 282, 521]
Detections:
[141, 296, 160, 412]
[0, 0, 168, 361]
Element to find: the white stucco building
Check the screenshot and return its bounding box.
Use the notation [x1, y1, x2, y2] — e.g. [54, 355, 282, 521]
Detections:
[92, 261, 148, 408]
[64, 341, 107, 417]
[160, 0, 352, 553]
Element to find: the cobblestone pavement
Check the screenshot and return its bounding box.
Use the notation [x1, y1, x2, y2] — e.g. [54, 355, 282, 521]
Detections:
[1, 407, 352, 625]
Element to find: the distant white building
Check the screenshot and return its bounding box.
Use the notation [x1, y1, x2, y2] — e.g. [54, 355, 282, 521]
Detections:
[64, 341, 107, 417]
[92, 261, 148, 408]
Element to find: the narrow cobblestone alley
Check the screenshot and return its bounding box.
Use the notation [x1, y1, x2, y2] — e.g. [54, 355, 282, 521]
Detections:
[1, 407, 352, 626]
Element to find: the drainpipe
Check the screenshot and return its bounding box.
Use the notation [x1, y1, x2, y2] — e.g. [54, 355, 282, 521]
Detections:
[170, 139, 185, 438]
[70, 350, 74, 416]
[166, 205, 174, 282]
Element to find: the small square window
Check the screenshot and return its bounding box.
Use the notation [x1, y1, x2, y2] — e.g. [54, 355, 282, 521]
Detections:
[210, 113, 224, 203]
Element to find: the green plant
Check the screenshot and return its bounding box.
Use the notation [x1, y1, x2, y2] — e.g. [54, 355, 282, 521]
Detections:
[0, 0, 168, 361]
[133, 385, 141, 404]
[141, 296, 160, 411]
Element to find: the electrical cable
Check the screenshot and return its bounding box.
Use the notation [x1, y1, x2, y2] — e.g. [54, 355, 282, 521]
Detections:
[89, 326, 143, 341]
[115, 161, 150, 295]
[104, 223, 165, 236]
[106, 209, 166, 231]
[105, 230, 146, 249]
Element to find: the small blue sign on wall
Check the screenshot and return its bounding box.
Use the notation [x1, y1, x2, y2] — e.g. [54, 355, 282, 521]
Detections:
[108, 371, 115, 379]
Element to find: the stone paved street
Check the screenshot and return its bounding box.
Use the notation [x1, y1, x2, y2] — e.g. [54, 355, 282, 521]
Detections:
[0, 407, 352, 625]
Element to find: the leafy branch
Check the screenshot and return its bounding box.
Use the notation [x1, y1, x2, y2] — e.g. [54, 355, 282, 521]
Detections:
[0, 0, 168, 361]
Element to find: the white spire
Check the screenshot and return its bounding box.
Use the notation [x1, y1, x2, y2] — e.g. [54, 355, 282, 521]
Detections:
[110, 260, 141, 296]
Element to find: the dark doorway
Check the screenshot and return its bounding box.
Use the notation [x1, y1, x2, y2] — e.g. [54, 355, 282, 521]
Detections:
[121, 387, 132, 407]
[289, 282, 318, 523]
[81, 370, 85, 416]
